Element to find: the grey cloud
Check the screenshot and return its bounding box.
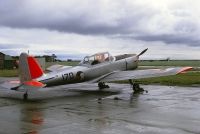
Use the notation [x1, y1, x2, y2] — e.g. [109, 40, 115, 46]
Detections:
[115, 19, 200, 47]
[173, 17, 197, 32]
[0, 0, 200, 49]
[135, 21, 200, 46]
[0, 13, 131, 35]
[0, 43, 30, 56]
[134, 34, 200, 46]
[1, 50, 21, 56]
[0, 0, 157, 35]
[0, 43, 29, 49]
[115, 32, 200, 47]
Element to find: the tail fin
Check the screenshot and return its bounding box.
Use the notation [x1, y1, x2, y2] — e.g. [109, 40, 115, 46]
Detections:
[19, 53, 44, 83]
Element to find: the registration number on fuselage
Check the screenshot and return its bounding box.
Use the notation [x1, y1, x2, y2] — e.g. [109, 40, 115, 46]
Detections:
[62, 72, 74, 81]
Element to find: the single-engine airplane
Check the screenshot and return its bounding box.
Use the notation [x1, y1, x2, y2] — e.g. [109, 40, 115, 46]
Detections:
[1, 48, 193, 100]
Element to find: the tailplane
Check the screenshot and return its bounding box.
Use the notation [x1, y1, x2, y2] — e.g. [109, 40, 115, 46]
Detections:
[19, 53, 44, 84]
[11, 53, 45, 99]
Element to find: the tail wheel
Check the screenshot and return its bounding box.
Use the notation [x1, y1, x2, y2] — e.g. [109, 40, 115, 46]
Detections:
[23, 92, 28, 100]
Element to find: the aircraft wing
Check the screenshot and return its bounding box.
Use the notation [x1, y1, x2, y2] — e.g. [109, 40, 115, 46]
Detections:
[92, 67, 193, 82]
[47, 64, 72, 72]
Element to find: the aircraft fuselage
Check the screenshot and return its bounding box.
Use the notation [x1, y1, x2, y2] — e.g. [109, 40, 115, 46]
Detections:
[37, 56, 138, 86]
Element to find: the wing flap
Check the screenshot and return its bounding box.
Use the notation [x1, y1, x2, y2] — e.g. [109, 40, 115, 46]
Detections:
[97, 67, 193, 82]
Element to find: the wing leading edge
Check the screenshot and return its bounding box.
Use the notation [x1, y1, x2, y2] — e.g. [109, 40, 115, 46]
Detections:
[94, 67, 193, 82]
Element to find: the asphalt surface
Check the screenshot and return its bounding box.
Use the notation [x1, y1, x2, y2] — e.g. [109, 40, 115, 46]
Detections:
[0, 78, 200, 134]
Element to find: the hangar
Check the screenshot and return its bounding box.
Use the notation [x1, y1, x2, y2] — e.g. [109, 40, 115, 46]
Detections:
[0, 52, 15, 69]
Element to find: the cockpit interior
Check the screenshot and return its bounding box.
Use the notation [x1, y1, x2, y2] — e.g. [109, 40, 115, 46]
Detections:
[80, 52, 115, 66]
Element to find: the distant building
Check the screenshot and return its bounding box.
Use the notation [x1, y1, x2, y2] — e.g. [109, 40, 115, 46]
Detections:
[0, 52, 5, 69]
[4, 55, 15, 69]
[67, 59, 72, 62]
[52, 54, 56, 62]
[43, 54, 57, 62]
[0, 52, 15, 69]
[35, 57, 46, 71]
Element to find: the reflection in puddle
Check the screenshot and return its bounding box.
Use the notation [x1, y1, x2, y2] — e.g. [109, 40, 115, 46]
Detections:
[20, 102, 44, 134]
[0, 84, 200, 134]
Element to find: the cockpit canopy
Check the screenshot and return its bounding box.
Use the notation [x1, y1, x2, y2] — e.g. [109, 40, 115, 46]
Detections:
[80, 52, 115, 65]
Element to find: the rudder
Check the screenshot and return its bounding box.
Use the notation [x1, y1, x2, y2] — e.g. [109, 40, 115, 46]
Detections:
[19, 53, 44, 83]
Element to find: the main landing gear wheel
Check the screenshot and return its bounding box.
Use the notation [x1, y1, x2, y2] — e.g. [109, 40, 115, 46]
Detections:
[98, 82, 110, 89]
[23, 92, 28, 100]
[129, 79, 148, 94]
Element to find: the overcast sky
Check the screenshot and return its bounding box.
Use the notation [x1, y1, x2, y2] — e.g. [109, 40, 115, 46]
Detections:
[0, 0, 200, 60]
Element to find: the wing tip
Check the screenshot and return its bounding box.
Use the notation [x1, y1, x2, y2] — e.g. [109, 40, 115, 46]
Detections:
[177, 67, 193, 74]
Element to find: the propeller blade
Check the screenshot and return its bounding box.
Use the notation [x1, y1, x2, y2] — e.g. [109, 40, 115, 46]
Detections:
[137, 48, 148, 57]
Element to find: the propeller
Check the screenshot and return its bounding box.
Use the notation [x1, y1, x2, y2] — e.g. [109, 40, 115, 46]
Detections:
[137, 48, 148, 57]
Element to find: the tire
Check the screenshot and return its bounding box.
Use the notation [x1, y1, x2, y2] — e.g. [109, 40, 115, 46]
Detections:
[23, 93, 28, 100]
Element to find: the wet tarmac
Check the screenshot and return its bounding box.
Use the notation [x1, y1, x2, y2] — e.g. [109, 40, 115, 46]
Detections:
[0, 78, 200, 134]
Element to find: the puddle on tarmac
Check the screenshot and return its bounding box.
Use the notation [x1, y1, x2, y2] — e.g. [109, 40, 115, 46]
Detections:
[0, 81, 200, 134]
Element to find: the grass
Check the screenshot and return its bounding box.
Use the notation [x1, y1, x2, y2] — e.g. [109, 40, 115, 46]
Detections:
[117, 72, 200, 86]
[0, 69, 18, 77]
[139, 60, 200, 67]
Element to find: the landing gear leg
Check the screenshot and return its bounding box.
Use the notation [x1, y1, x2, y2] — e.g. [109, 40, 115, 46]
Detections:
[129, 79, 148, 94]
[98, 82, 110, 90]
[23, 92, 28, 100]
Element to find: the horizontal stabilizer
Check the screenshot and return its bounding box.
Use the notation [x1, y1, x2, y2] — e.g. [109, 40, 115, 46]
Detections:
[10, 80, 45, 91]
[23, 80, 45, 87]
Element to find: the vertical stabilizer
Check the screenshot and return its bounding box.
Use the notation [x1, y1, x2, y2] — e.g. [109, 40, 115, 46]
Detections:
[19, 53, 44, 83]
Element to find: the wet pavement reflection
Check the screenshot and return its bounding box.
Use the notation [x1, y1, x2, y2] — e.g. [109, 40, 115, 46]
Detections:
[0, 82, 200, 134]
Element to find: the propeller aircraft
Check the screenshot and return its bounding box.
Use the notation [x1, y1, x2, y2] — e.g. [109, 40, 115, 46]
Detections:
[1, 48, 193, 100]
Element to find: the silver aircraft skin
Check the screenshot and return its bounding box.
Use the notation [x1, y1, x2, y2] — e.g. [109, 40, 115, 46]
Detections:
[1, 48, 193, 100]
[37, 51, 139, 87]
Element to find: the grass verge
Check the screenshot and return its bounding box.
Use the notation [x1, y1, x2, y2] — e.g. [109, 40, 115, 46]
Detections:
[0, 69, 18, 77]
[116, 72, 200, 86]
